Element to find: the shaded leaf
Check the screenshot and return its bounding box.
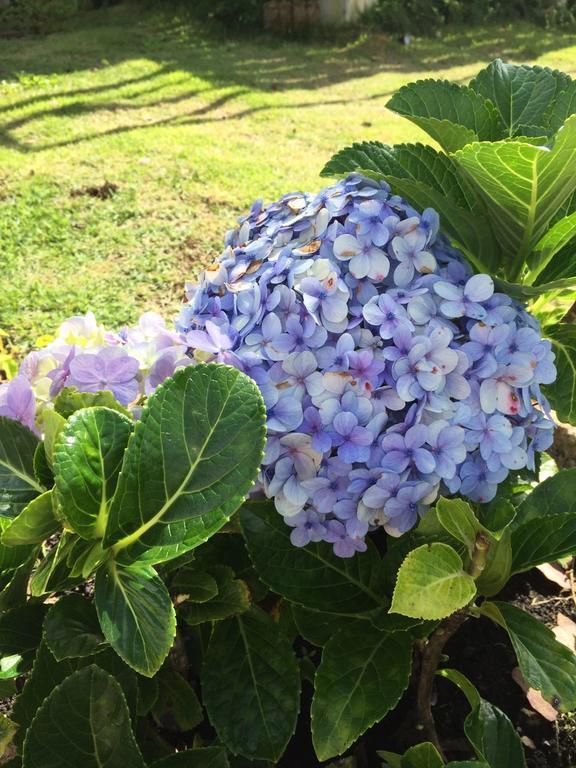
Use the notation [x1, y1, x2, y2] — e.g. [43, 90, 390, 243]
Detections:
[240, 501, 385, 615]
[179, 566, 251, 626]
[0, 604, 46, 672]
[202, 607, 300, 761]
[401, 743, 444, 767]
[480, 601, 576, 711]
[44, 595, 107, 660]
[0, 417, 42, 518]
[152, 666, 203, 732]
[311, 624, 412, 760]
[22, 665, 145, 768]
[150, 748, 229, 768]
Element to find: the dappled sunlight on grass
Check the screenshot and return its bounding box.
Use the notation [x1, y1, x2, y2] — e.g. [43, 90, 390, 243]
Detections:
[1, 4, 575, 348]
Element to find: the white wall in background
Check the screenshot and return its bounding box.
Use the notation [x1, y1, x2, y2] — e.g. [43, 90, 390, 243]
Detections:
[319, 0, 378, 24]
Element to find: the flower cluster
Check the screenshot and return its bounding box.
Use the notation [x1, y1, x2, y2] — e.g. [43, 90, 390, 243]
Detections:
[1, 174, 556, 558]
[0, 312, 189, 432]
[177, 174, 556, 556]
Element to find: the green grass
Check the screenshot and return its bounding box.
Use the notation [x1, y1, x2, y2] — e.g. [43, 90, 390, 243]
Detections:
[1, 4, 576, 351]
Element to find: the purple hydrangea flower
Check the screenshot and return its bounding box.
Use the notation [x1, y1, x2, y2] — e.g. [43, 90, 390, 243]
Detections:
[67, 348, 140, 406]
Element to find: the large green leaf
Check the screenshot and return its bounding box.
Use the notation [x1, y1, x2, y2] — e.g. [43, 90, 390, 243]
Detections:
[150, 749, 229, 768]
[469, 59, 567, 138]
[511, 468, 576, 572]
[321, 141, 497, 272]
[2, 490, 58, 546]
[387, 79, 501, 151]
[12, 641, 138, 746]
[543, 323, 576, 424]
[202, 607, 300, 762]
[391, 543, 476, 620]
[454, 115, 576, 277]
[481, 601, 576, 711]
[240, 501, 385, 615]
[94, 561, 176, 677]
[22, 665, 145, 768]
[44, 594, 107, 661]
[103, 365, 265, 563]
[171, 568, 219, 603]
[54, 407, 132, 540]
[0, 417, 42, 518]
[440, 668, 526, 768]
[311, 624, 412, 760]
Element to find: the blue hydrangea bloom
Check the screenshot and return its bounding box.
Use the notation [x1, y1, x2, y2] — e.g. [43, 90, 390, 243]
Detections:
[177, 174, 556, 554]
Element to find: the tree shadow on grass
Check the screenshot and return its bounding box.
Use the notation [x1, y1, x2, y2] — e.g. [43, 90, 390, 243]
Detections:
[1, 4, 575, 153]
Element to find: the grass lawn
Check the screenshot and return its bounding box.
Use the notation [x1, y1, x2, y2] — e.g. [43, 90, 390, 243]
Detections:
[1, 4, 576, 353]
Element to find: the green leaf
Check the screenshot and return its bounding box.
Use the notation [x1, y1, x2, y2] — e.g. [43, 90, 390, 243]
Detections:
[454, 115, 576, 277]
[511, 468, 576, 572]
[240, 501, 385, 615]
[0, 604, 46, 672]
[104, 365, 266, 563]
[401, 743, 444, 768]
[171, 568, 219, 603]
[0, 517, 35, 572]
[480, 601, 576, 711]
[543, 323, 576, 424]
[54, 407, 132, 540]
[150, 748, 229, 768]
[320, 142, 497, 272]
[12, 641, 77, 745]
[202, 607, 300, 762]
[54, 387, 130, 419]
[94, 561, 176, 677]
[435, 497, 486, 556]
[311, 624, 412, 760]
[44, 595, 107, 660]
[33, 443, 53, 489]
[22, 665, 145, 768]
[469, 59, 566, 138]
[0, 558, 35, 612]
[440, 668, 525, 768]
[38, 409, 66, 466]
[528, 210, 576, 277]
[0, 417, 42, 518]
[179, 566, 251, 626]
[67, 538, 106, 579]
[2, 490, 58, 546]
[477, 497, 516, 540]
[387, 79, 500, 151]
[29, 532, 79, 596]
[152, 666, 203, 732]
[391, 543, 476, 620]
[292, 605, 360, 647]
[475, 528, 512, 597]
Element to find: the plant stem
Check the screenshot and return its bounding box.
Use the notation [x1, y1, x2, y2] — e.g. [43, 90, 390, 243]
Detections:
[416, 609, 469, 755]
[415, 533, 491, 754]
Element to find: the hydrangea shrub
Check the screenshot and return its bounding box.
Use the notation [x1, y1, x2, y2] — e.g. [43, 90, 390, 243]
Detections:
[1, 59, 576, 768]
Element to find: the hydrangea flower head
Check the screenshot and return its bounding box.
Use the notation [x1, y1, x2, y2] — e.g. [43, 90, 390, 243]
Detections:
[176, 174, 556, 555]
